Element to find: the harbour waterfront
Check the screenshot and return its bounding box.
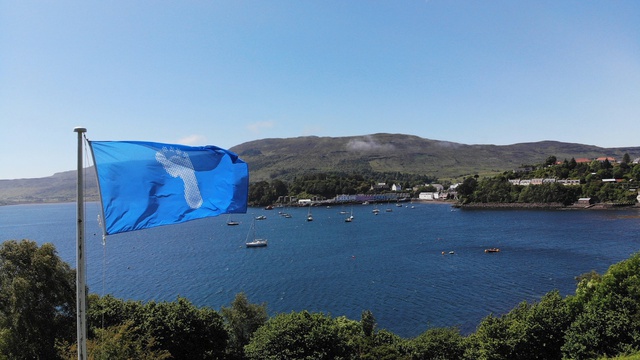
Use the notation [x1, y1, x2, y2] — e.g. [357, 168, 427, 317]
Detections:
[1, 202, 640, 337]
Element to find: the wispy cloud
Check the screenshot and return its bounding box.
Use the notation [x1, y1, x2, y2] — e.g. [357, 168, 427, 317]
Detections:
[346, 136, 395, 152]
[246, 121, 275, 134]
[178, 134, 207, 145]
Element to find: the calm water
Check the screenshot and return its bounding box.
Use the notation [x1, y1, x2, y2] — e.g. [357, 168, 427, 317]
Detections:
[2, 202, 640, 337]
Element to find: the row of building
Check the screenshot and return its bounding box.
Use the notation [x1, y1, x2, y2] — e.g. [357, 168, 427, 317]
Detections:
[508, 178, 581, 186]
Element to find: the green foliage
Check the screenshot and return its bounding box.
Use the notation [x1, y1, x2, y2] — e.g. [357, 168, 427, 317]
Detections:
[0, 239, 75, 360]
[58, 322, 171, 360]
[361, 310, 376, 338]
[465, 291, 571, 360]
[136, 297, 228, 360]
[221, 292, 268, 360]
[410, 327, 465, 360]
[248, 171, 434, 205]
[457, 176, 478, 202]
[244, 310, 356, 360]
[88, 322, 171, 360]
[563, 253, 640, 359]
[87, 294, 143, 332]
[360, 329, 410, 360]
[460, 156, 640, 205]
[86, 295, 228, 359]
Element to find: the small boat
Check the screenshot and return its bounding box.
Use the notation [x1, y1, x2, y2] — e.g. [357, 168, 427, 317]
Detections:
[345, 208, 354, 222]
[246, 239, 268, 247]
[306, 205, 313, 221]
[484, 248, 500, 253]
[226, 215, 239, 226]
[255, 215, 267, 220]
[246, 219, 267, 248]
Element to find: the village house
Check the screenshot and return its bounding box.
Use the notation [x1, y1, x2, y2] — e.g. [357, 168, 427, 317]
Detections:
[557, 179, 581, 186]
[577, 197, 592, 205]
[370, 182, 389, 191]
[419, 192, 440, 201]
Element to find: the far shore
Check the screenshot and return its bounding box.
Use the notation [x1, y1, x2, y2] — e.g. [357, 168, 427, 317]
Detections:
[454, 202, 640, 210]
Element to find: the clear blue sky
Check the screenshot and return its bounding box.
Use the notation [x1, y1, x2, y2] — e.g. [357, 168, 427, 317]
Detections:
[1, 1, 639, 179]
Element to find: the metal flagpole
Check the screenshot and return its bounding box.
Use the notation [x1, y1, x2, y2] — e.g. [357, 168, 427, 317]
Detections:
[74, 127, 88, 360]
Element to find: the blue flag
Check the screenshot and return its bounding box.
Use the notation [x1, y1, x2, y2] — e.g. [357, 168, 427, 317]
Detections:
[90, 141, 249, 235]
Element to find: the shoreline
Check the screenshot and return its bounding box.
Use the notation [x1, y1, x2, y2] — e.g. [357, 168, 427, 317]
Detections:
[454, 202, 640, 210]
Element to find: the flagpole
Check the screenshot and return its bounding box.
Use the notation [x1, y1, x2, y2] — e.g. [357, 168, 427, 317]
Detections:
[74, 127, 88, 360]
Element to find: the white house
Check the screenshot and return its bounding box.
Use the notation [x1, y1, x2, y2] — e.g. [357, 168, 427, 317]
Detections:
[392, 184, 402, 191]
[419, 192, 440, 201]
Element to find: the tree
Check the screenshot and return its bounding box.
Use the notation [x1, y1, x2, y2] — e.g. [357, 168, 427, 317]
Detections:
[465, 290, 571, 360]
[221, 293, 268, 360]
[245, 311, 355, 360]
[87, 294, 143, 333]
[58, 322, 171, 360]
[465, 314, 512, 360]
[544, 155, 557, 167]
[139, 297, 228, 360]
[361, 310, 376, 338]
[0, 240, 75, 359]
[410, 327, 465, 360]
[563, 253, 640, 359]
[457, 176, 478, 202]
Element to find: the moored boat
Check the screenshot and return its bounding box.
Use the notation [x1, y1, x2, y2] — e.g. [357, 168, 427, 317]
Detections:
[246, 219, 267, 248]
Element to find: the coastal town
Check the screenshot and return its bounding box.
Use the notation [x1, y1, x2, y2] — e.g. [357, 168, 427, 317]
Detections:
[280, 155, 640, 208]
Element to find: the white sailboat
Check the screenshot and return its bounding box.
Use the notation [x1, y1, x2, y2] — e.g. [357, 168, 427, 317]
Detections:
[345, 207, 354, 222]
[245, 219, 267, 248]
[306, 204, 313, 221]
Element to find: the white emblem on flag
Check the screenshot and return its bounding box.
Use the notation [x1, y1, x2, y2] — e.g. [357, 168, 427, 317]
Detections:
[155, 147, 204, 209]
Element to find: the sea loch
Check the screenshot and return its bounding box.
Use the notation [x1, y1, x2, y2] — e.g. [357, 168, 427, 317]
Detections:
[1, 202, 639, 337]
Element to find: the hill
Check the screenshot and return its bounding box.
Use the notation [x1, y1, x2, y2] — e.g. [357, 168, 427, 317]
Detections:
[0, 168, 99, 205]
[1, 133, 638, 204]
[230, 133, 640, 182]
